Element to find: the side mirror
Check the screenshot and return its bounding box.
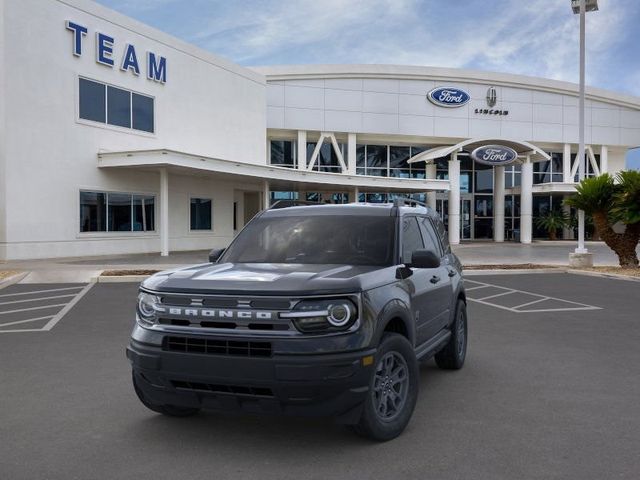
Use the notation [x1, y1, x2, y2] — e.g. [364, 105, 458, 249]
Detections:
[208, 248, 225, 263]
[408, 249, 441, 269]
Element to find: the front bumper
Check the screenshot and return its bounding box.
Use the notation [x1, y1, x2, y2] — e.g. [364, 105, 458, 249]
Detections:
[127, 337, 376, 423]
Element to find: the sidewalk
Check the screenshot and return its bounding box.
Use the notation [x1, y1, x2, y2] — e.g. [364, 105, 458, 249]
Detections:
[1, 242, 636, 283]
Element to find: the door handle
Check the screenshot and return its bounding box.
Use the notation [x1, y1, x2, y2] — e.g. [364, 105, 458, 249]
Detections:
[447, 269, 456, 277]
[430, 275, 441, 284]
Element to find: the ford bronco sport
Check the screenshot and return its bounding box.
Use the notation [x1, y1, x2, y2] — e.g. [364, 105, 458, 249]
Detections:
[127, 199, 467, 441]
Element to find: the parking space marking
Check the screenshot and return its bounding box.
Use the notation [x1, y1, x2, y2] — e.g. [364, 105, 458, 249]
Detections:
[0, 283, 94, 333]
[464, 279, 602, 313]
[0, 293, 78, 306]
[0, 286, 84, 298]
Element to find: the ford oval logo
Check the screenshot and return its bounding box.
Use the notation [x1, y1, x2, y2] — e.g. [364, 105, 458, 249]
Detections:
[471, 145, 518, 166]
[427, 87, 470, 108]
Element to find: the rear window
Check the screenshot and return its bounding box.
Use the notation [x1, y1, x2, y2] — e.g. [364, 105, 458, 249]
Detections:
[220, 215, 395, 266]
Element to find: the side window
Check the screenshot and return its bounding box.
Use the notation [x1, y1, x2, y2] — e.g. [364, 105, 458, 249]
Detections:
[402, 217, 424, 264]
[433, 216, 451, 253]
[418, 217, 443, 257]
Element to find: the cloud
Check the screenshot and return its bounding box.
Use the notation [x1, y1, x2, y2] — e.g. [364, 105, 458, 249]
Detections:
[95, 0, 640, 95]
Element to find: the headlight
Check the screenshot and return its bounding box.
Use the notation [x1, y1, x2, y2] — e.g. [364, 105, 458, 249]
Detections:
[281, 298, 358, 333]
[137, 291, 160, 326]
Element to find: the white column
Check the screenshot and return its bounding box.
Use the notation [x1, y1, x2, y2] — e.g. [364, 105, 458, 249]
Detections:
[563, 143, 573, 183]
[352, 186, 359, 203]
[448, 154, 460, 245]
[297, 130, 307, 170]
[262, 180, 270, 210]
[520, 157, 533, 244]
[160, 168, 169, 257]
[600, 145, 608, 174]
[347, 133, 357, 175]
[426, 163, 437, 211]
[493, 165, 505, 242]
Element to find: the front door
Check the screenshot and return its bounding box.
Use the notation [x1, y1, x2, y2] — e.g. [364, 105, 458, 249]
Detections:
[400, 216, 450, 346]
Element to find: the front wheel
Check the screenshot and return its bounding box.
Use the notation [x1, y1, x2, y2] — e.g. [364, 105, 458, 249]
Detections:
[132, 372, 200, 417]
[350, 333, 419, 441]
[435, 299, 467, 370]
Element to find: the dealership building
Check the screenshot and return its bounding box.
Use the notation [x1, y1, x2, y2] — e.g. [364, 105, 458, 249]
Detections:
[1, 0, 640, 260]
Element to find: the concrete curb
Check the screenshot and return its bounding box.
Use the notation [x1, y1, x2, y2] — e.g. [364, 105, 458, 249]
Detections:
[566, 269, 640, 282]
[0, 271, 29, 290]
[463, 267, 640, 282]
[93, 275, 149, 283]
[463, 268, 565, 276]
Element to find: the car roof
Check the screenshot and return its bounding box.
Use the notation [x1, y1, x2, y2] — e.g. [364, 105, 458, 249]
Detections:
[262, 202, 438, 218]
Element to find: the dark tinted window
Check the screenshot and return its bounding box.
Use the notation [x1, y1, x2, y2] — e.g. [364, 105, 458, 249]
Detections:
[190, 198, 212, 230]
[79, 79, 154, 133]
[108, 193, 132, 231]
[221, 215, 395, 266]
[418, 217, 442, 257]
[80, 191, 106, 232]
[107, 86, 131, 128]
[270, 140, 296, 167]
[133, 195, 155, 231]
[433, 215, 450, 253]
[132, 93, 154, 133]
[401, 217, 424, 264]
[79, 79, 106, 123]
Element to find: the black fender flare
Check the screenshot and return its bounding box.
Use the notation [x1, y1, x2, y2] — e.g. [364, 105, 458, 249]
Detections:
[373, 298, 415, 347]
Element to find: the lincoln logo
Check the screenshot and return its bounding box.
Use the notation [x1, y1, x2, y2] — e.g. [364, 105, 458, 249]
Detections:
[158, 307, 273, 320]
[427, 87, 470, 108]
[470, 145, 518, 166]
[486, 86, 497, 107]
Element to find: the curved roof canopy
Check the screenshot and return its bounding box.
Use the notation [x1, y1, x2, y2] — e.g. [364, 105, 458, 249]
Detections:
[407, 138, 551, 164]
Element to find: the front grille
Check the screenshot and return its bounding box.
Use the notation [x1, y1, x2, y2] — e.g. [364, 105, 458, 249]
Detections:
[171, 380, 274, 397]
[163, 336, 272, 357]
[157, 318, 290, 331]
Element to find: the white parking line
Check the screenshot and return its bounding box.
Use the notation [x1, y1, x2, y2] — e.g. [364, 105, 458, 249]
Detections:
[0, 283, 95, 333]
[0, 286, 84, 298]
[0, 315, 54, 328]
[0, 293, 78, 306]
[464, 279, 601, 313]
[42, 283, 95, 331]
[0, 303, 68, 315]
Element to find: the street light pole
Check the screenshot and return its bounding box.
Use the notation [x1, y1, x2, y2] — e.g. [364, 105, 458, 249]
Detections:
[576, 0, 587, 254]
[569, 0, 597, 266]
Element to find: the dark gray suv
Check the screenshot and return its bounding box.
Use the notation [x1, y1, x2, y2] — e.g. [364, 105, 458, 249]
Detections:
[127, 200, 467, 441]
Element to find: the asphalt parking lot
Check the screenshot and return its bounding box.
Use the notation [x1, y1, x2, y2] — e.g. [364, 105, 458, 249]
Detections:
[1, 273, 639, 480]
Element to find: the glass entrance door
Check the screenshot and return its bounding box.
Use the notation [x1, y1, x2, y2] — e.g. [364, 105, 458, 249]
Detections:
[460, 196, 472, 240]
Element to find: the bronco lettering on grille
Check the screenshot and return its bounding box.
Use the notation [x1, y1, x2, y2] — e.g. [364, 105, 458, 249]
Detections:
[160, 307, 273, 320]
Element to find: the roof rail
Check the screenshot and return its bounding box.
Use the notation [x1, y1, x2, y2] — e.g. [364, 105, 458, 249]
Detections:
[268, 199, 322, 209]
[391, 196, 427, 208]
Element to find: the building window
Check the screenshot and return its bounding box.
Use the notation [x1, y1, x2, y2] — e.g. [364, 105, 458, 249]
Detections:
[270, 141, 297, 168]
[80, 191, 155, 233]
[78, 78, 154, 133]
[534, 153, 564, 184]
[356, 145, 427, 177]
[306, 142, 344, 173]
[190, 198, 212, 230]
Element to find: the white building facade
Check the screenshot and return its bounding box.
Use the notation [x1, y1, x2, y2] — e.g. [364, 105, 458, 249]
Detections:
[1, 0, 639, 260]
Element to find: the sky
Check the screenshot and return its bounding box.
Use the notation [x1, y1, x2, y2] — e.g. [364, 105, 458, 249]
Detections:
[95, 0, 640, 169]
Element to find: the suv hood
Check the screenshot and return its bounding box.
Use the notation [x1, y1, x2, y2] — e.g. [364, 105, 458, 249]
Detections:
[142, 262, 394, 296]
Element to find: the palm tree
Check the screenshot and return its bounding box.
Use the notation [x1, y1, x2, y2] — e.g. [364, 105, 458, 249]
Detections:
[535, 209, 569, 240]
[565, 172, 640, 267]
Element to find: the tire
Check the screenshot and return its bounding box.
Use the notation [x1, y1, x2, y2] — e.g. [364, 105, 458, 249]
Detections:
[132, 372, 200, 417]
[435, 299, 467, 370]
[350, 333, 419, 441]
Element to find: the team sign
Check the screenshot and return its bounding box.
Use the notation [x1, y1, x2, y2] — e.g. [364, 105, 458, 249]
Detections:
[66, 21, 167, 84]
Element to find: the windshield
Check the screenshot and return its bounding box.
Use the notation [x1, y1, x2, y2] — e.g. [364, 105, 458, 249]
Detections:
[220, 215, 395, 266]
